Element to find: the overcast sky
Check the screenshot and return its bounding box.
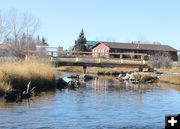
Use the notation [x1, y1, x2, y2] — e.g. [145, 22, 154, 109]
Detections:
[1, 0, 180, 50]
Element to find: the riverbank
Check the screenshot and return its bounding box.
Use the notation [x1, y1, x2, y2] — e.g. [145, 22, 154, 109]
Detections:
[57, 66, 142, 74]
[159, 72, 180, 85]
[0, 57, 57, 98]
[57, 65, 180, 85]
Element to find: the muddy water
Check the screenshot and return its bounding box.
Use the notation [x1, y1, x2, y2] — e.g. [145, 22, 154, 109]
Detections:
[0, 72, 180, 129]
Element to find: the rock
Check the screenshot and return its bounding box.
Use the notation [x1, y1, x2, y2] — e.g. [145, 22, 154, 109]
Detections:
[117, 72, 159, 83]
[105, 72, 111, 75]
[129, 74, 136, 81]
[68, 79, 79, 89]
[118, 74, 123, 78]
[122, 73, 131, 80]
[0, 90, 4, 96]
[56, 78, 68, 89]
[112, 72, 120, 76]
[68, 79, 86, 89]
[67, 75, 79, 79]
[5, 89, 22, 102]
[97, 72, 105, 75]
[153, 70, 163, 75]
[79, 74, 93, 80]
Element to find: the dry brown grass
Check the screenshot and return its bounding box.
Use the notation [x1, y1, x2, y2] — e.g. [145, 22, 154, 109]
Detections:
[0, 56, 56, 93]
[156, 61, 180, 73]
[57, 66, 140, 74]
[156, 62, 180, 85]
[160, 74, 180, 85]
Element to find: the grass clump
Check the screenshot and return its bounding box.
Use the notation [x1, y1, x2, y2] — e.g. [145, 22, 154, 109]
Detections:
[0, 56, 56, 93]
[160, 74, 180, 85]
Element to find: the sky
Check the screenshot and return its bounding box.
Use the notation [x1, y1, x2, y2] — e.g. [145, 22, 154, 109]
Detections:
[0, 0, 180, 50]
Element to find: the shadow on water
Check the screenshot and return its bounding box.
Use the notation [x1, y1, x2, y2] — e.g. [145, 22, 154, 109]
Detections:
[0, 71, 180, 128]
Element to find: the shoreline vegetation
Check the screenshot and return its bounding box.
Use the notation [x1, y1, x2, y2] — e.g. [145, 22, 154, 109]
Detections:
[57, 65, 180, 85]
[0, 56, 179, 102]
[0, 56, 67, 101]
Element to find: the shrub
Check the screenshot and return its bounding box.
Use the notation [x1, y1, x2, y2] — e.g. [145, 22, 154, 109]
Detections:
[148, 52, 172, 68]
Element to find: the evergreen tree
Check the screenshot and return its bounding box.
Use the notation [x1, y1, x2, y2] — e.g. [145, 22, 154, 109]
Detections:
[76, 29, 87, 51]
[41, 37, 48, 46]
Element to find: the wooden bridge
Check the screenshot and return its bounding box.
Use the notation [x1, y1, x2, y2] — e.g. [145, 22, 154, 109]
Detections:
[25, 50, 151, 74]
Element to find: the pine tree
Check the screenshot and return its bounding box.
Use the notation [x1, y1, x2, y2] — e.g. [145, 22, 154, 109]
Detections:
[76, 29, 87, 51]
[41, 37, 48, 46]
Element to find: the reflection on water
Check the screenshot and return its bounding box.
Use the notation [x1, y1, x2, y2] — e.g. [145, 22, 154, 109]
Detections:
[0, 73, 180, 129]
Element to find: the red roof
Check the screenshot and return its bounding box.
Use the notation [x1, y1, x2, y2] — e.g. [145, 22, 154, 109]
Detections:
[92, 42, 177, 52]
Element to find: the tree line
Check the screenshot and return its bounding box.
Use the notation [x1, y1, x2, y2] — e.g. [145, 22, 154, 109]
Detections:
[0, 9, 48, 57]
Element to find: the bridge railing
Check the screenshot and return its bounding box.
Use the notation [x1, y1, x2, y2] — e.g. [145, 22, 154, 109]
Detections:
[25, 50, 148, 65]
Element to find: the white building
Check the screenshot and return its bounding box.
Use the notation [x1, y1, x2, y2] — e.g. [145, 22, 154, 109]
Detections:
[36, 45, 63, 57]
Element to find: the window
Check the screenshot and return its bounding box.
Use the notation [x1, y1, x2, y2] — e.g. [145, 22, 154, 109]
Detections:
[94, 49, 97, 55]
[102, 49, 104, 53]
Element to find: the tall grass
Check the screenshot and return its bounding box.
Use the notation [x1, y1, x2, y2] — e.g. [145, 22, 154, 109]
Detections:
[0, 56, 56, 94]
[157, 62, 180, 85]
[160, 74, 180, 85]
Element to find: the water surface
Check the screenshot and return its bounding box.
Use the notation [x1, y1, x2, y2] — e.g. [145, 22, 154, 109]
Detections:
[0, 73, 180, 129]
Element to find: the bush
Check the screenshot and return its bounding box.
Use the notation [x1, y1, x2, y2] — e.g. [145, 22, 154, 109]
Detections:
[148, 52, 172, 68]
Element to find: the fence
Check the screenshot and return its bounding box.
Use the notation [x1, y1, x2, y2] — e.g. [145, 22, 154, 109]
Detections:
[25, 50, 148, 65]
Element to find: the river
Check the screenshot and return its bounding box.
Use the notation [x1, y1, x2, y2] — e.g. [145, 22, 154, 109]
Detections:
[0, 72, 180, 129]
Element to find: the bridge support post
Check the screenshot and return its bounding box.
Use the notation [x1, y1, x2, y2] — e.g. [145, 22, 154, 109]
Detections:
[76, 57, 79, 62]
[50, 57, 53, 62]
[119, 54, 123, 63]
[139, 67, 143, 72]
[141, 55, 145, 64]
[25, 55, 28, 61]
[83, 66, 87, 74]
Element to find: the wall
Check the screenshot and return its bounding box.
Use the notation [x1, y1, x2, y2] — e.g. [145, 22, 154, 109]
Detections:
[92, 43, 110, 58]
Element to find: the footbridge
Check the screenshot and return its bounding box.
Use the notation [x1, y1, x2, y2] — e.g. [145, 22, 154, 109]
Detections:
[25, 51, 151, 74]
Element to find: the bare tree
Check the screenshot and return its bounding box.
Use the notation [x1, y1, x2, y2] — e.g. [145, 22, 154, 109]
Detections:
[1, 9, 40, 57]
[148, 52, 172, 68]
[0, 11, 11, 43]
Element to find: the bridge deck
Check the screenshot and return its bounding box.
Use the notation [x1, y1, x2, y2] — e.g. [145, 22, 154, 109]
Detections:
[55, 61, 149, 68]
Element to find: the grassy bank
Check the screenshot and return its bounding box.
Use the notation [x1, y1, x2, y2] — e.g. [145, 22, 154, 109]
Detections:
[57, 66, 140, 74]
[159, 73, 180, 85]
[155, 62, 180, 85]
[0, 57, 56, 95]
[57, 64, 180, 85]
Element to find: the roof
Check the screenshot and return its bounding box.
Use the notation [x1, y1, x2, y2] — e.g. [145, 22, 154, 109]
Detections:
[86, 41, 98, 46]
[0, 44, 9, 50]
[91, 42, 177, 52]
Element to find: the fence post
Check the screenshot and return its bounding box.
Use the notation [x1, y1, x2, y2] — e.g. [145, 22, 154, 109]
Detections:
[141, 55, 145, 64]
[83, 66, 87, 74]
[119, 54, 123, 63]
[51, 52, 53, 57]
[50, 52, 53, 62]
[25, 51, 29, 61]
[25, 55, 28, 61]
[76, 57, 79, 62]
[98, 58, 101, 63]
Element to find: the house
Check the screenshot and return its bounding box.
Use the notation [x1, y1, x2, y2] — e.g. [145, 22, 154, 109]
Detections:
[36, 45, 63, 57]
[0, 44, 11, 56]
[74, 40, 98, 51]
[91, 41, 178, 61]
